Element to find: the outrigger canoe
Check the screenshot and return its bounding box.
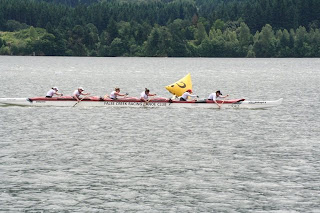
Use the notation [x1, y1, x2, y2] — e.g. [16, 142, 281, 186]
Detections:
[0, 96, 283, 109]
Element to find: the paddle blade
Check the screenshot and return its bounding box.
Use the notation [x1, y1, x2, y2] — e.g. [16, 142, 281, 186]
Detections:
[165, 73, 192, 97]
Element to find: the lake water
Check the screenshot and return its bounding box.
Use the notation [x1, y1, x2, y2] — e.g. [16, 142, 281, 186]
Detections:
[0, 56, 319, 212]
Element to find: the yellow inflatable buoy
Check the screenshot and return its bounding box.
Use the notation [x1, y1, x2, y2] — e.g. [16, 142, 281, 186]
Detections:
[165, 73, 192, 97]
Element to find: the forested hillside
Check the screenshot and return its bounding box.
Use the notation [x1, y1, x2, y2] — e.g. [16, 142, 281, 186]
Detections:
[0, 0, 320, 57]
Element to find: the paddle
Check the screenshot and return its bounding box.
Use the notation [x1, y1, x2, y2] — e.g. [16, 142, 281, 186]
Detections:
[219, 100, 225, 109]
[144, 95, 156, 106]
[219, 95, 229, 109]
[73, 95, 89, 107]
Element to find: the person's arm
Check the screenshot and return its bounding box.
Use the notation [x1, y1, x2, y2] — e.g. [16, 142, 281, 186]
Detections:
[54, 91, 63, 97]
[186, 93, 199, 100]
[219, 94, 229, 98]
[148, 93, 157, 97]
[73, 95, 80, 102]
[189, 94, 198, 98]
[140, 97, 147, 102]
[116, 92, 126, 97]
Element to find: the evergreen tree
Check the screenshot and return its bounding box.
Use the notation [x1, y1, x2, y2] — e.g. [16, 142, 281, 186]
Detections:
[253, 24, 277, 57]
[195, 22, 207, 45]
[294, 26, 311, 57]
[110, 37, 126, 56]
[68, 25, 87, 56]
[238, 22, 252, 56]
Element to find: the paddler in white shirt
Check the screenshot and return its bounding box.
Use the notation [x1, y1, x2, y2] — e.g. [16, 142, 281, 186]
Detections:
[207, 90, 229, 108]
[140, 88, 156, 102]
[180, 89, 198, 101]
[73, 87, 90, 102]
[46, 87, 63, 98]
[107, 87, 128, 100]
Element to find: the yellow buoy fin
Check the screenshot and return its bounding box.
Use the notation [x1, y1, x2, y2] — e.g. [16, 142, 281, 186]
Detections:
[165, 73, 192, 97]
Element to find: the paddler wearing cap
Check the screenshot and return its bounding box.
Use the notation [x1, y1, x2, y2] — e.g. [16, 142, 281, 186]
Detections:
[46, 87, 63, 98]
[208, 90, 229, 108]
[73, 87, 90, 102]
[180, 89, 199, 101]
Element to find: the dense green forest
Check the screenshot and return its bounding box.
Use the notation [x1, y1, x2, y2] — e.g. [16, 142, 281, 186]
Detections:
[1, 0, 320, 57]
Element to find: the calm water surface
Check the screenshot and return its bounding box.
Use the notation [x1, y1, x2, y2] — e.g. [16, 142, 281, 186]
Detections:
[0, 56, 319, 212]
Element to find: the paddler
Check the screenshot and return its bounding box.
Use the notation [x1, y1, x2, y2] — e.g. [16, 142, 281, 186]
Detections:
[180, 89, 198, 101]
[46, 87, 63, 98]
[73, 87, 90, 102]
[207, 90, 229, 108]
[140, 88, 156, 102]
[107, 87, 128, 100]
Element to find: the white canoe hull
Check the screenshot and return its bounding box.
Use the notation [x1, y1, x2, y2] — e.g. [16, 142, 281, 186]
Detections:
[0, 97, 283, 109]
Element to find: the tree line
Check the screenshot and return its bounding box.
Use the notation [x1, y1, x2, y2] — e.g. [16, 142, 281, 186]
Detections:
[0, 0, 320, 57]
